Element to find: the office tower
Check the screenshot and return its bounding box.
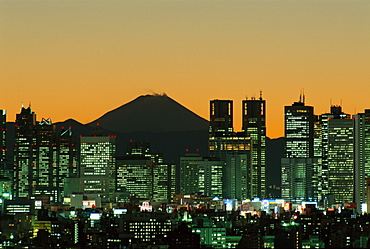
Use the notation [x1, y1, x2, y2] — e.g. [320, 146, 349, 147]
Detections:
[198, 158, 223, 197]
[14, 106, 37, 198]
[209, 99, 253, 199]
[116, 156, 153, 199]
[321, 105, 354, 204]
[179, 153, 223, 197]
[56, 127, 78, 200]
[14, 106, 78, 201]
[284, 95, 314, 158]
[210, 100, 233, 137]
[153, 162, 176, 202]
[281, 94, 318, 201]
[34, 118, 58, 200]
[225, 154, 249, 200]
[242, 92, 266, 198]
[354, 110, 370, 208]
[116, 141, 175, 201]
[0, 110, 7, 177]
[180, 153, 202, 195]
[79, 135, 116, 199]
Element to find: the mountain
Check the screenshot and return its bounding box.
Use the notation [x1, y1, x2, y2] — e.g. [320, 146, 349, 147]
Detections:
[87, 94, 209, 133]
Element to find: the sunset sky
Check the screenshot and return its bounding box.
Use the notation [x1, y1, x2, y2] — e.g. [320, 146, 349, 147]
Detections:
[0, 0, 369, 138]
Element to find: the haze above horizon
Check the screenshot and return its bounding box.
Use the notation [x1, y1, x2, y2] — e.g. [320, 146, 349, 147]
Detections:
[1, 0, 369, 139]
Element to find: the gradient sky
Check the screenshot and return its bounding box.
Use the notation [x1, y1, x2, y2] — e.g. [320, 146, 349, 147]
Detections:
[1, 0, 369, 138]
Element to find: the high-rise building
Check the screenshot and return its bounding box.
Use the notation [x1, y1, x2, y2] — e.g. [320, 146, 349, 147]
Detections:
[209, 99, 253, 199]
[116, 141, 175, 202]
[210, 100, 233, 137]
[179, 153, 223, 198]
[34, 118, 58, 200]
[198, 158, 223, 198]
[242, 92, 266, 198]
[79, 135, 116, 200]
[284, 95, 314, 159]
[354, 110, 370, 208]
[281, 94, 318, 201]
[320, 105, 354, 204]
[153, 162, 176, 202]
[14, 106, 77, 201]
[14, 106, 38, 198]
[116, 156, 153, 199]
[224, 153, 250, 200]
[56, 127, 78, 200]
[0, 110, 7, 178]
[180, 153, 202, 195]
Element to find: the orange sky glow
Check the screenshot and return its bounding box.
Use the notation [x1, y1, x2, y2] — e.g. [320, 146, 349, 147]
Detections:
[0, 0, 369, 138]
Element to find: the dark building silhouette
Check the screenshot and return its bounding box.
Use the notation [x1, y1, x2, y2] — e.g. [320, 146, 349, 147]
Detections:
[210, 100, 233, 137]
[242, 92, 266, 198]
[166, 222, 200, 248]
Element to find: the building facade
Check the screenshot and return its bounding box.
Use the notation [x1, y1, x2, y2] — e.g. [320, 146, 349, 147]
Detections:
[0, 110, 7, 178]
[281, 95, 318, 201]
[354, 110, 370, 207]
[79, 135, 116, 200]
[13, 106, 77, 202]
[320, 105, 354, 204]
[242, 93, 266, 198]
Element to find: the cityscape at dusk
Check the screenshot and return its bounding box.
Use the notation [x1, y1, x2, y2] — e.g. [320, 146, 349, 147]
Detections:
[1, 0, 370, 248]
[1, 0, 369, 138]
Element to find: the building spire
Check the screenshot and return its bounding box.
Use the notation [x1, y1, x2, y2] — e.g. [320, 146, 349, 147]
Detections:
[259, 90, 263, 100]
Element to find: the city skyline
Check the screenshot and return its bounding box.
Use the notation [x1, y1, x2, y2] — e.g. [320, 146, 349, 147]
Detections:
[1, 0, 369, 139]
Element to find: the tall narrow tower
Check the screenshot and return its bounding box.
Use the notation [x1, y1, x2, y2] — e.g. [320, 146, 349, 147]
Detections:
[320, 105, 354, 204]
[0, 110, 7, 178]
[14, 106, 37, 198]
[242, 92, 266, 198]
[354, 109, 370, 209]
[281, 93, 318, 201]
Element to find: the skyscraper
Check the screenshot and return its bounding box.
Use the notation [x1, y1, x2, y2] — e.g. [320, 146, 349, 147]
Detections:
[79, 135, 116, 200]
[14, 106, 37, 198]
[116, 141, 175, 202]
[180, 153, 202, 195]
[116, 156, 153, 199]
[209, 99, 253, 199]
[34, 118, 58, 200]
[224, 154, 250, 200]
[320, 105, 354, 204]
[354, 110, 370, 208]
[281, 94, 318, 201]
[179, 153, 223, 198]
[0, 110, 7, 178]
[13, 106, 77, 202]
[56, 127, 78, 201]
[242, 92, 266, 198]
[209, 100, 233, 137]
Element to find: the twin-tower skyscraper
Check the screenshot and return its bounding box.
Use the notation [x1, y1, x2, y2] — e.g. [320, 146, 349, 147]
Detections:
[209, 93, 266, 199]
